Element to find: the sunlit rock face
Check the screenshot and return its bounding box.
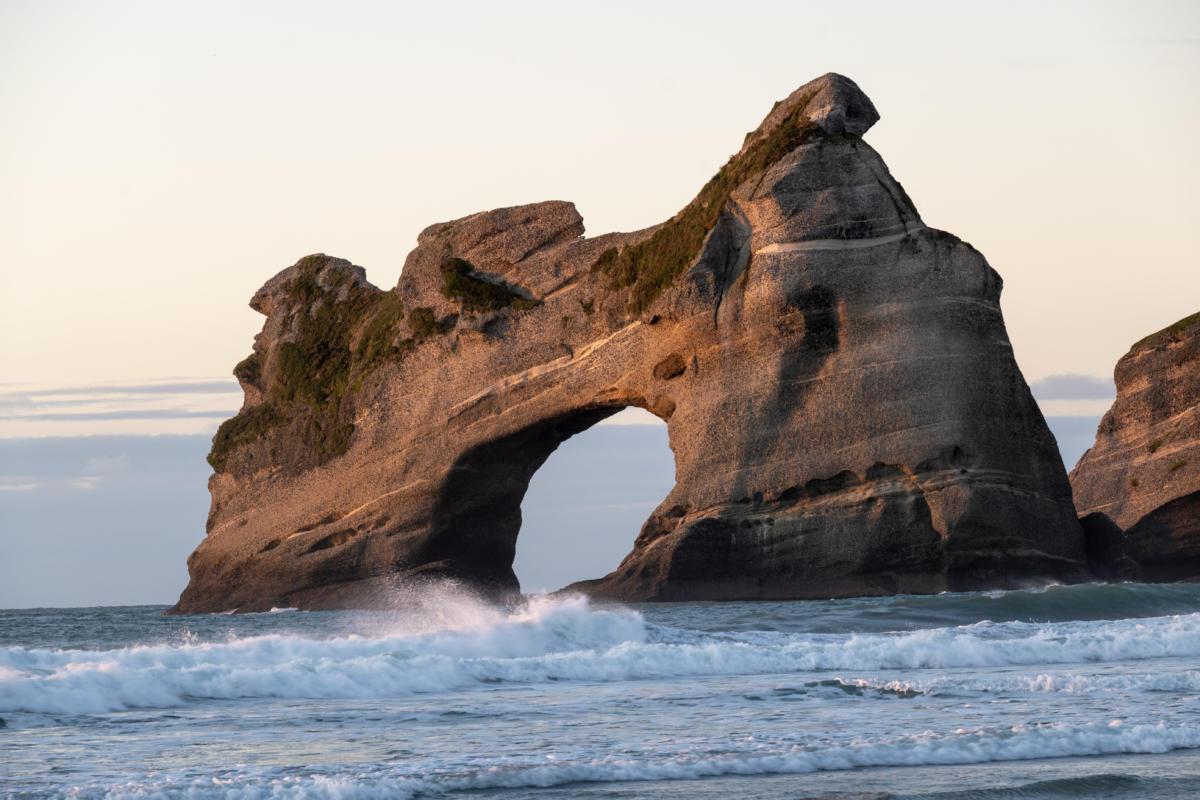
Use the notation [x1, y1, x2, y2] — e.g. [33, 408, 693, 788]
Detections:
[1072, 313, 1200, 582]
[173, 73, 1085, 614]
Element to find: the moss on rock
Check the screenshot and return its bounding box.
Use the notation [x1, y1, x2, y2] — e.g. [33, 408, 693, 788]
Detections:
[354, 292, 408, 367]
[208, 404, 283, 471]
[440, 257, 539, 312]
[595, 91, 825, 314]
[1133, 311, 1200, 352]
[209, 258, 420, 474]
[232, 352, 262, 387]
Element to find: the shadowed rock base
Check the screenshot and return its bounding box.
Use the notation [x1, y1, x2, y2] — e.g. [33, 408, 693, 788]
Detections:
[173, 74, 1085, 613]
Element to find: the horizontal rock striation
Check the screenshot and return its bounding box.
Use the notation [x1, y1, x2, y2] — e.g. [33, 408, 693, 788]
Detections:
[1071, 312, 1200, 581]
[173, 73, 1085, 613]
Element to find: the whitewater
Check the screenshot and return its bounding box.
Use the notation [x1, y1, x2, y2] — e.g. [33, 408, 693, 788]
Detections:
[3, 583, 1200, 799]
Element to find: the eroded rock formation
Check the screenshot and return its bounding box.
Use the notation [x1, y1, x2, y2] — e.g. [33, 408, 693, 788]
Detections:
[173, 73, 1085, 613]
[1071, 312, 1200, 581]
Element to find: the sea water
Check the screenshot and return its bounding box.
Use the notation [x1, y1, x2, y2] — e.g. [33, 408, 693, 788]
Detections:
[2, 582, 1200, 799]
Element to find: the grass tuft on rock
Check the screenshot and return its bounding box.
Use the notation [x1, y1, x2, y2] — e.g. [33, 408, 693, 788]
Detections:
[1133, 311, 1200, 352]
[355, 292, 409, 365]
[440, 257, 539, 312]
[209, 258, 433, 473]
[208, 404, 283, 471]
[233, 352, 263, 387]
[594, 92, 825, 314]
[408, 306, 444, 339]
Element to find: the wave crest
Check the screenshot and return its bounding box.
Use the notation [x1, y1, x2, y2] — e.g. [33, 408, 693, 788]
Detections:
[4, 591, 1200, 715]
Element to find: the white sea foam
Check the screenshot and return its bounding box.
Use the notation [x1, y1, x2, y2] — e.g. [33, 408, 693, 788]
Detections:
[953, 669, 1200, 695]
[795, 668, 1200, 700]
[4, 594, 1200, 715]
[70, 720, 1200, 799]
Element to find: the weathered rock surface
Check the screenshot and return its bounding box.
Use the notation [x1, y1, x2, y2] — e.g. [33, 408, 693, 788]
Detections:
[173, 73, 1085, 613]
[1071, 312, 1200, 581]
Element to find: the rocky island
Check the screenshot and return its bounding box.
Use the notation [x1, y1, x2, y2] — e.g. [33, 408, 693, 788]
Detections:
[173, 73, 1089, 613]
[1072, 312, 1200, 582]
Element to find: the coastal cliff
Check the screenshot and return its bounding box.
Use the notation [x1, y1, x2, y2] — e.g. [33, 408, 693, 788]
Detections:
[1071, 312, 1200, 581]
[173, 73, 1085, 613]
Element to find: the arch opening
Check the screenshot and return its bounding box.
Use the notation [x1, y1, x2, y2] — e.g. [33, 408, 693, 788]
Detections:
[516, 408, 673, 594]
[424, 404, 673, 596]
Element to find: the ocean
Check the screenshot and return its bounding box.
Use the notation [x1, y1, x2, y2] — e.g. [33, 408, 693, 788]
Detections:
[2, 582, 1200, 799]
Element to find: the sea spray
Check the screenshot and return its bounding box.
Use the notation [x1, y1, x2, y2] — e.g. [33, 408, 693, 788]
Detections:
[5, 584, 1200, 799]
[3, 589, 1200, 716]
[0, 592, 646, 714]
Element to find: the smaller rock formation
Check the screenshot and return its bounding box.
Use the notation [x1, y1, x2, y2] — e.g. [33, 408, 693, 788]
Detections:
[1071, 312, 1200, 581]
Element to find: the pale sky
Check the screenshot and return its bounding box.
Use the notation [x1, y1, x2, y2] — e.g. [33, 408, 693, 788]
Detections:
[1, 2, 1198, 607]
[2, 0, 1198, 394]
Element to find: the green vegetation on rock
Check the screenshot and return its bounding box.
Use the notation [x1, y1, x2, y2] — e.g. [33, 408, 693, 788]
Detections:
[232, 352, 262, 386]
[355, 292, 412, 365]
[1133, 311, 1200, 351]
[208, 256, 440, 473]
[407, 306, 442, 339]
[594, 91, 824, 314]
[440, 257, 539, 312]
[208, 405, 282, 471]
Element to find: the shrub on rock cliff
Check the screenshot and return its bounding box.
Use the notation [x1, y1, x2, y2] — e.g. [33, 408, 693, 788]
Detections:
[208, 258, 420, 473]
[1132, 311, 1200, 350]
[407, 306, 441, 339]
[440, 257, 539, 312]
[207, 404, 283, 471]
[594, 87, 830, 315]
[354, 292, 409, 366]
[232, 352, 262, 387]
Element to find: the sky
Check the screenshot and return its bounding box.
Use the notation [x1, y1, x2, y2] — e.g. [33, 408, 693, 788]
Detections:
[0, 1, 1197, 607]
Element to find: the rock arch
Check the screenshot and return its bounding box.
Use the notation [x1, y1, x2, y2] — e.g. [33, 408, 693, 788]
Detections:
[422, 399, 670, 595]
[173, 74, 1085, 613]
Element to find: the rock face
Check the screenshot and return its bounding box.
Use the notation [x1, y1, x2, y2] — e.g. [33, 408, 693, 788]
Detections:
[173, 73, 1086, 613]
[1071, 312, 1200, 581]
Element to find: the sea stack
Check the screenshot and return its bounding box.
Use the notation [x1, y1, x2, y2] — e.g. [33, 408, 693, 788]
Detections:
[1071, 312, 1200, 582]
[173, 73, 1085, 613]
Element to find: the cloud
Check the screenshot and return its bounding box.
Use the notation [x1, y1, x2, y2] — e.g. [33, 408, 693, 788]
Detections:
[1030, 374, 1115, 401]
[0, 379, 240, 438]
[0, 436, 217, 501]
[3, 409, 235, 421]
[0, 380, 238, 399]
[82, 455, 131, 474]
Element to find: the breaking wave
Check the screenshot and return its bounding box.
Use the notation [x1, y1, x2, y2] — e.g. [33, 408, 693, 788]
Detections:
[4, 591, 1200, 715]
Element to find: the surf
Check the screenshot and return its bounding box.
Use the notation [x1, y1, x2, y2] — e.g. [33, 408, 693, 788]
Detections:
[4, 587, 1200, 716]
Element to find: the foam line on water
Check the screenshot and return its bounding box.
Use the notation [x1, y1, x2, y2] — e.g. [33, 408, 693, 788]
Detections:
[4, 591, 1200, 715]
[67, 720, 1200, 799]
